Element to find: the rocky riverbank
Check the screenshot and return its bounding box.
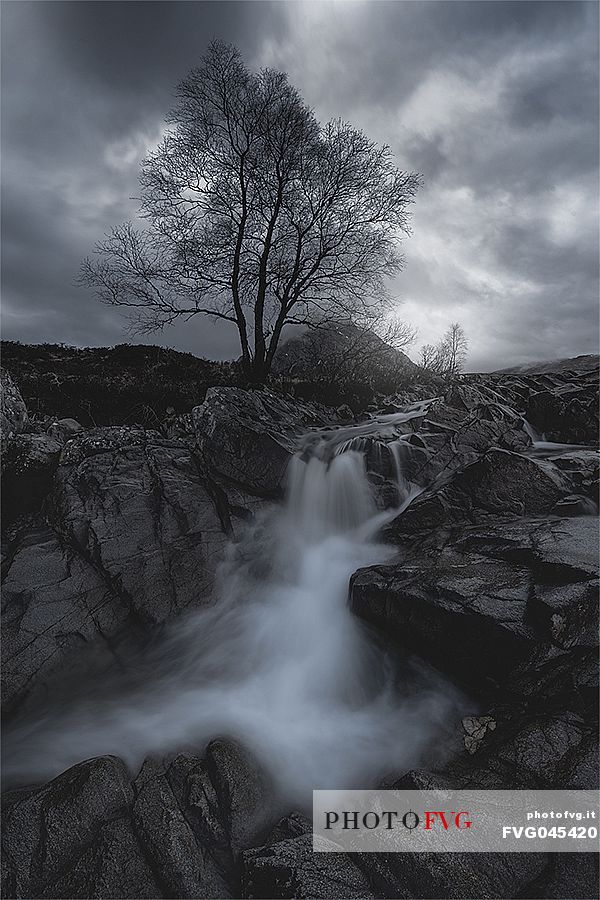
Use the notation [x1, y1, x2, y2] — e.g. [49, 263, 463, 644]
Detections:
[1, 359, 598, 899]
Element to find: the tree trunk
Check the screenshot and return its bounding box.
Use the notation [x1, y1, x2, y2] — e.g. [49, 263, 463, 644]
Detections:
[243, 356, 269, 385]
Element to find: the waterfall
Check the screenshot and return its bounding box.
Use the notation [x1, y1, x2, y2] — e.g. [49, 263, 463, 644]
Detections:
[287, 451, 376, 539]
[523, 418, 545, 442]
[3, 442, 462, 805]
[388, 437, 416, 507]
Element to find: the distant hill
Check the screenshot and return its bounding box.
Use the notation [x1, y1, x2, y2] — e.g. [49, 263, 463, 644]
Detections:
[495, 354, 599, 375]
[273, 322, 421, 383]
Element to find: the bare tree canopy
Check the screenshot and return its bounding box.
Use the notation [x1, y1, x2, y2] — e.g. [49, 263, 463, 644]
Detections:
[420, 323, 469, 377]
[443, 322, 469, 377]
[80, 41, 420, 382]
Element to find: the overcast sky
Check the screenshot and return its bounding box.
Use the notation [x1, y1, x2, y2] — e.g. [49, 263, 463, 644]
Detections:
[2, 0, 598, 371]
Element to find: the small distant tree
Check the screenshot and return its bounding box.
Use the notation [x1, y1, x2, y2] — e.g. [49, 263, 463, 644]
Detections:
[442, 322, 469, 377]
[419, 322, 468, 377]
[81, 41, 420, 383]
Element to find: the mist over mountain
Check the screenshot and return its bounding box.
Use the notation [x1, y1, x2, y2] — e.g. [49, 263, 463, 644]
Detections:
[494, 353, 600, 375]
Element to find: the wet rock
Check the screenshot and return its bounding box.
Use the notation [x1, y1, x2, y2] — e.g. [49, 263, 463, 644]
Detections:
[47, 417, 84, 443]
[166, 739, 278, 896]
[132, 759, 214, 899]
[354, 511, 598, 805]
[551, 494, 598, 516]
[242, 834, 375, 899]
[2, 431, 233, 713]
[2, 433, 62, 476]
[2, 740, 277, 900]
[132, 739, 277, 899]
[243, 835, 548, 900]
[351, 555, 536, 689]
[193, 387, 333, 496]
[526, 854, 599, 899]
[0, 368, 27, 459]
[356, 851, 546, 900]
[448, 709, 598, 791]
[2, 525, 130, 713]
[559, 732, 600, 789]
[352, 518, 599, 693]
[1, 756, 134, 899]
[527, 383, 599, 444]
[43, 818, 161, 899]
[486, 711, 589, 785]
[421, 398, 530, 458]
[267, 812, 313, 844]
[551, 450, 599, 499]
[389, 448, 568, 534]
[203, 738, 276, 855]
[51, 436, 230, 623]
[59, 425, 153, 466]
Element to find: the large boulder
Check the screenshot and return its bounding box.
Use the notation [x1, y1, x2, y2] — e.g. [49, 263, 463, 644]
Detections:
[193, 387, 333, 496]
[352, 517, 599, 693]
[51, 431, 230, 621]
[420, 396, 531, 458]
[388, 448, 569, 535]
[351, 553, 535, 689]
[2, 427, 233, 713]
[242, 834, 376, 899]
[2, 525, 131, 714]
[352, 514, 598, 813]
[2, 755, 138, 899]
[242, 834, 548, 900]
[2, 740, 276, 900]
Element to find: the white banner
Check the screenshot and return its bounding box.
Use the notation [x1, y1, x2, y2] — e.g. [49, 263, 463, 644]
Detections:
[312, 789, 599, 852]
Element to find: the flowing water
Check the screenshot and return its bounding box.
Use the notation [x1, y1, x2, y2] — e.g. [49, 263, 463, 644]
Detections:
[523, 418, 592, 457]
[3, 433, 464, 806]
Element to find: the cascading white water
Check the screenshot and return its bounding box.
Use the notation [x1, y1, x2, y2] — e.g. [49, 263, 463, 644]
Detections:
[287, 451, 377, 539]
[388, 437, 422, 508]
[3, 443, 463, 806]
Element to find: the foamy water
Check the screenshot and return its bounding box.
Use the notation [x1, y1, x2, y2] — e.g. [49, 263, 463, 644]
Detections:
[4, 442, 463, 805]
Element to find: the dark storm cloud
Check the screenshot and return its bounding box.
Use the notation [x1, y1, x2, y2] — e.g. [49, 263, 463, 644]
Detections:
[1, 1, 598, 369]
[1, 0, 284, 356]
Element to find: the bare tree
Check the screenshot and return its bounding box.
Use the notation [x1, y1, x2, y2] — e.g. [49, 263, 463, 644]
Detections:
[442, 322, 469, 377]
[419, 323, 468, 377]
[80, 42, 420, 382]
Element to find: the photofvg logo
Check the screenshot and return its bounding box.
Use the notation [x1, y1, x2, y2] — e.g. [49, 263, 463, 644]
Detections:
[312, 790, 599, 853]
[324, 808, 472, 832]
